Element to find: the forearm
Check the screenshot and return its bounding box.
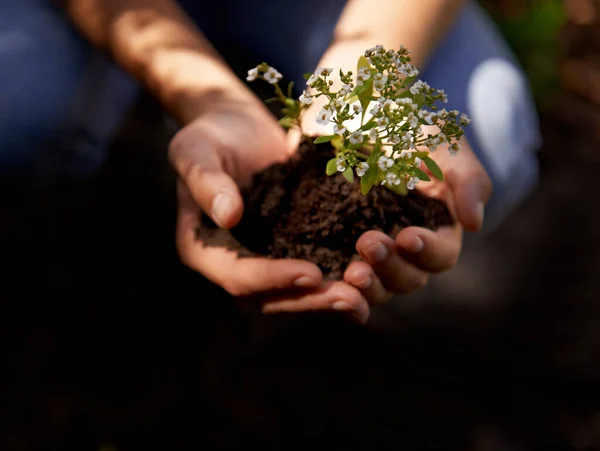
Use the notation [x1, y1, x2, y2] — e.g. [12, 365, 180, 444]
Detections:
[62, 0, 251, 123]
[319, 0, 468, 72]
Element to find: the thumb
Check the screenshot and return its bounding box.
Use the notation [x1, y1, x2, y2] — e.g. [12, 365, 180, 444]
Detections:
[444, 145, 493, 232]
[170, 138, 243, 229]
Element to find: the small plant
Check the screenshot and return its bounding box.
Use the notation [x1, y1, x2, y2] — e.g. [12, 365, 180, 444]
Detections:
[246, 45, 470, 195]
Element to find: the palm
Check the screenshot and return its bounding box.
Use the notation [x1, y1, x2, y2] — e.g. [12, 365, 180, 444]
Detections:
[193, 101, 292, 186]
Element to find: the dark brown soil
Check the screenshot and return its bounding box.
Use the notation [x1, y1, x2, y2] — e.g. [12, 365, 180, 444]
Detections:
[199, 141, 453, 280]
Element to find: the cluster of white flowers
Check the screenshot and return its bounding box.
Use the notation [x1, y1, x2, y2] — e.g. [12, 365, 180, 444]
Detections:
[246, 45, 471, 195]
[247, 65, 282, 84]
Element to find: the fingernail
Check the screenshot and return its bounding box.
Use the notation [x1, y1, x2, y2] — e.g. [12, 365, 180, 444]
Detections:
[407, 236, 425, 253]
[211, 192, 234, 227]
[332, 301, 351, 311]
[368, 242, 389, 263]
[294, 276, 317, 287]
[356, 276, 372, 290]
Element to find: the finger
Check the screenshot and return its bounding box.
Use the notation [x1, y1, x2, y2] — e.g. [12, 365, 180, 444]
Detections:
[170, 136, 243, 229]
[356, 231, 429, 295]
[344, 260, 391, 305]
[176, 181, 323, 295]
[261, 281, 370, 324]
[442, 145, 493, 232]
[395, 225, 462, 273]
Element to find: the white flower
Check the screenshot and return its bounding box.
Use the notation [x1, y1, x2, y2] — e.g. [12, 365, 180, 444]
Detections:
[369, 103, 381, 116]
[306, 73, 319, 86]
[449, 142, 460, 156]
[377, 156, 394, 170]
[349, 132, 364, 145]
[264, 67, 282, 84]
[438, 89, 448, 103]
[414, 157, 422, 166]
[373, 73, 388, 91]
[437, 108, 449, 120]
[389, 135, 401, 144]
[396, 98, 409, 106]
[368, 128, 379, 141]
[409, 80, 429, 95]
[356, 67, 371, 86]
[334, 98, 347, 110]
[353, 104, 363, 114]
[299, 90, 312, 105]
[425, 139, 438, 152]
[246, 67, 259, 82]
[316, 108, 333, 126]
[382, 172, 400, 186]
[406, 112, 418, 128]
[340, 84, 352, 96]
[337, 155, 347, 172]
[401, 132, 414, 148]
[333, 124, 347, 135]
[437, 133, 447, 144]
[316, 67, 333, 76]
[460, 113, 471, 125]
[405, 64, 419, 77]
[356, 162, 369, 177]
[399, 150, 411, 159]
[407, 176, 420, 190]
[418, 110, 435, 125]
[377, 116, 389, 127]
[397, 63, 419, 78]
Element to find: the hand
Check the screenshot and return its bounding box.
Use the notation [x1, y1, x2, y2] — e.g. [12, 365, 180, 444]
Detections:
[343, 138, 492, 305]
[293, 101, 492, 316]
[170, 93, 372, 323]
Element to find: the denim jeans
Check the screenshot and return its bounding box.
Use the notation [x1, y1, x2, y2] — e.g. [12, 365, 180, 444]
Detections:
[0, 0, 540, 227]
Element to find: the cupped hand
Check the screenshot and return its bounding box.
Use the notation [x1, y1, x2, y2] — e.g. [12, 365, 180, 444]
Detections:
[343, 139, 492, 305]
[296, 100, 492, 314]
[170, 93, 371, 321]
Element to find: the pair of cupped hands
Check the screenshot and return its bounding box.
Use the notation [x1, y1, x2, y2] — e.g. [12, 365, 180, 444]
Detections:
[170, 87, 492, 324]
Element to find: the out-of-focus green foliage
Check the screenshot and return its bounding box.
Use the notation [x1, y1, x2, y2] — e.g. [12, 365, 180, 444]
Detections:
[482, 0, 566, 109]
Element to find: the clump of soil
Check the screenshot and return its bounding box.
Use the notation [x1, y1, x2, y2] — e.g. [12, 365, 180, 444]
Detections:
[198, 142, 453, 280]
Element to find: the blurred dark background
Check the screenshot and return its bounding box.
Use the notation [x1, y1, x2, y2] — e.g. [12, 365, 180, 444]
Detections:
[2, 1, 600, 450]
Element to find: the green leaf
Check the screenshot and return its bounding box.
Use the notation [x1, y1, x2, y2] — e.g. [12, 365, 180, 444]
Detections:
[412, 151, 429, 159]
[287, 81, 295, 98]
[314, 134, 336, 144]
[358, 79, 373, 120]
[278, 117, 294, 129]
[284, 98, 296, 108]
[331, 135, 343, 150]
[360, 146, 382, 195]
[423, 156, 444, 181]
[264, 97, 280, 104]
[414, 167, 431, 182]
[326, 158, 338, 176]
[387, 180, 409, 196]
[303, 72, 312, 81]
[360, 120, 378, 132]
[343, 167, 354, 183]
[357, 55, 371, 72]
